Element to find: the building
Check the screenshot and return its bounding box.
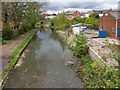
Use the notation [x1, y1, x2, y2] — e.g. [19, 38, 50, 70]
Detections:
[72, 24, 81, 35]
[99, 10, 120, 38]
[66, 11, 85, 20]
[44, 13, 57, 19]
[85, 9, 113, 18]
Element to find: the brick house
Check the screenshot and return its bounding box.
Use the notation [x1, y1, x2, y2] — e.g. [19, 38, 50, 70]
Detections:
[99, 10, 120, 38]
[66, 11, 85, 20]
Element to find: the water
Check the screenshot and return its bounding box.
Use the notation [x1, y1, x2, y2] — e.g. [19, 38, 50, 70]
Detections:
[3, 30, 84, 88]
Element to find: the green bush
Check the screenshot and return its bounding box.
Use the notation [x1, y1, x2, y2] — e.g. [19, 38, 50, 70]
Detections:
[18, 23, 31, 35]
[84, 61, 119, 88]
[18, 26, 25, 35]
[2, 25, 13, 40]
[22, 23, 31, 32]
[72, 34, 88, 57]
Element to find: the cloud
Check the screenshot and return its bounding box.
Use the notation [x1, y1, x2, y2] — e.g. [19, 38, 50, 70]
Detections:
[42, 1, 119, 14]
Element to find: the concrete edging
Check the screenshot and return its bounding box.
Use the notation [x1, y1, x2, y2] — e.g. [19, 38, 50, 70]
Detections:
[89, 46, 108, 66]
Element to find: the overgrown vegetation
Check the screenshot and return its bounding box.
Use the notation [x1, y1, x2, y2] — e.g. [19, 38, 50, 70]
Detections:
[71, 17, 86, 25]
[103, 39, 120, 63]
[109, 44, 120, 63]
[83, 59, 119, 88]
[71, 34, 88, 58]
[2, 24, 13, 40]
[1, 30, 36, 81]
[70, 34, 119, 88]
[2, 2, 44, 40]
[49, 12, 71, 31]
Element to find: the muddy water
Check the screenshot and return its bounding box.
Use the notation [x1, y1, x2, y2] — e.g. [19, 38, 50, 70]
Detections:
[3, 30, 84, 88]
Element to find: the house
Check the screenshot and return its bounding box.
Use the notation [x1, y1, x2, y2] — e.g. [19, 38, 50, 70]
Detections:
[99, 10, 120, 38]
[85, 9, 112, 18]
[66, 11, 85, 20]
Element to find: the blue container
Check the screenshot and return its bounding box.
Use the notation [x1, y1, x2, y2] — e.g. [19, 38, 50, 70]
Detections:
[99, 30, 107, 38]
[118, 28, 120, 36]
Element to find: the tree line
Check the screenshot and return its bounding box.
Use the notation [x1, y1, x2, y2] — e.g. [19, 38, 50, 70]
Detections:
[2, 2, 44, 40]
[49, 12, 100, 31]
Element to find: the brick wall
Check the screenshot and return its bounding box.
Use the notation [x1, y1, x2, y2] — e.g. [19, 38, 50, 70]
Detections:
[117, 19, 120, 28]
[99, 14, 116, 38]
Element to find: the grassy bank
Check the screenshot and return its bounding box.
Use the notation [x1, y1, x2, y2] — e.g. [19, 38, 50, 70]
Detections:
[1, 30, 37, 82]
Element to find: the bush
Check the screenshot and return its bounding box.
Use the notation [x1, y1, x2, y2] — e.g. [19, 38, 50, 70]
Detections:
[2, 25, 13, 40]
[18, 23, 31, 35]
[84, 61, 119, 88]
[72, 34, 88, 57]
[18, 26, 25, 35]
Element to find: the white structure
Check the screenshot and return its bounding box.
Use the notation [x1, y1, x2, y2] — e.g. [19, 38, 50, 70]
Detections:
[46, 15, 56, 19]
[72, 24, 81, 35]
[85, 14, 90, 17]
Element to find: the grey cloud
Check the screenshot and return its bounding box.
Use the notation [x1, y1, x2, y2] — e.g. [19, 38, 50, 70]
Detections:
[43, 2, 118, 12]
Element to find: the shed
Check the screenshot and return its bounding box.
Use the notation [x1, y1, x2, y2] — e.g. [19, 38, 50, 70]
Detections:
[72, 24, 81, 35]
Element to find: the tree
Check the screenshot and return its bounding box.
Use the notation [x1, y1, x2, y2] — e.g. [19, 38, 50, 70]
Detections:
[49, 12, 69, 31]
[2, 2, 45, 38]
[89, 13, 100, 19]
[85, 17, 92, 24]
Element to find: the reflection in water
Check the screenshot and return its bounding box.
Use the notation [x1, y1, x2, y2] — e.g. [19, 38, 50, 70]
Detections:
[3, 30, 83, 88]
[50, 31, 66, 51]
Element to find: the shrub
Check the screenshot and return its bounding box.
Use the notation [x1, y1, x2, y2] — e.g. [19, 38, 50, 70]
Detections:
[72, 34, 88, 57]
[18, 26, 25, 35]
[18, 23, 31, 35]
[2, 25, 13, 40]
[84, 61, 119, 88]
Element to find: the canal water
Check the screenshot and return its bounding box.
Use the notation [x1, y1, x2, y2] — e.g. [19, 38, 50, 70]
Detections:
[3, 30, 84, 88]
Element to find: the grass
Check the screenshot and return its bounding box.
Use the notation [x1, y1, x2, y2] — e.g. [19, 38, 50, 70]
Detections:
[0, 76, 2, 81]
[1, 30, 36, 81]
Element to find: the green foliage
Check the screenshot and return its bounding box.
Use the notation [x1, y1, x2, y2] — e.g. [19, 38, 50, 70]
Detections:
[85, 17, 92, 24]
[84, 17, 99, 29]
[49, 13, 70, 31]
[2, 25, 13, 40]
[72, 34, 88, 57]
[83, 61, 119, 88]
[71, 17, 86, 24]
[2, 2, 44, 38]
[18, 26, 25, 35]
[18, 22, 31, 35]
[89, 13, 100, 19]
[109, 44, 120, 63]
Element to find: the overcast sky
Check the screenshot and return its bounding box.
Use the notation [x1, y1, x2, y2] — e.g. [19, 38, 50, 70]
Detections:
[40, 0, 120, 14]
